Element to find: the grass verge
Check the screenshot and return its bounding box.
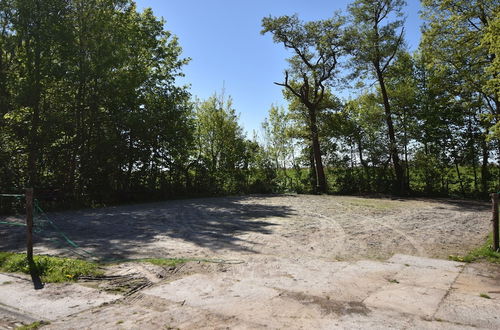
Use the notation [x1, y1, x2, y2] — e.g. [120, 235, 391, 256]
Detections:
[448, 234, 500, 263]
[0, 252, 103, 282]
[16, 321, 50, 330]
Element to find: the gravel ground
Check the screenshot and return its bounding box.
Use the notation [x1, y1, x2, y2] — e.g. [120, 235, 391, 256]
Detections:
[0, 194, 491, 261]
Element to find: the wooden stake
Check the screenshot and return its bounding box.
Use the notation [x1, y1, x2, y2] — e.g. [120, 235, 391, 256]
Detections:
[25, 188, 34, 265]
[491, 193, 499, 252]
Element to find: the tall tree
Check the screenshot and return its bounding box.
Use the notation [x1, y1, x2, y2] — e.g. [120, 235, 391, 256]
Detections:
[421, 0, 499, 193]
[261, 105, 294, 191]
[261, 14, 345, 193]
[348, 0, 407, 194]
[193, 92, 247, 194]
[0, 0, 192, 205]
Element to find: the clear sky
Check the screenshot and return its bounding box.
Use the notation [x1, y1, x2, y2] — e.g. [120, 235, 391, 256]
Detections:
[134, 0, 423, 136]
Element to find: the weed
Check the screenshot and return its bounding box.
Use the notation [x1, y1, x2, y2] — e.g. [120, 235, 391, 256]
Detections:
[0, 252, 102, 283]
[479, 293, 491, 299]
[448, 234, 500, 264]
[16, 320, 50, 330]
[388, 279, 399, 284]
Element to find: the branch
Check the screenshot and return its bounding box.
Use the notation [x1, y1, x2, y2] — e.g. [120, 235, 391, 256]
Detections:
[380, 26, 404, 74]
[274, 71, 302, 99]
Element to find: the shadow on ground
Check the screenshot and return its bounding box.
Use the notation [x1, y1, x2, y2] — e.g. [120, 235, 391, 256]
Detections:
[0, 195, 294, 260]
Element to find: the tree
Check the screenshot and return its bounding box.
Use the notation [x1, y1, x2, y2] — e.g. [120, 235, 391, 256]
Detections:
[347, 0, 407, 194]
[193, 92, 247, 194]
[421, 0, 499, 193]
[261, 14, 345, 193]
[0, 0, 192, 205]
[261, 105, 294, 191]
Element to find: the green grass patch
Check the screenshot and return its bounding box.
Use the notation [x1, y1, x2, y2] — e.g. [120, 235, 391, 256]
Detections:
[15, 320, 50, 330]
[479, 293, 491, 299]
[345, 199, 396, 210]
[448, 234, 500, 263]
[0, 252, 103, 283]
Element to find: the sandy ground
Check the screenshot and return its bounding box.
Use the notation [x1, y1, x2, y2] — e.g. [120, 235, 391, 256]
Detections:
[0, 194, 496, 329]
[0, 194, 492, 261]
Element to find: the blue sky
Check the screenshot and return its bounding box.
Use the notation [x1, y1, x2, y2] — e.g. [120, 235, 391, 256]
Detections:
[134, 0, 423, 136]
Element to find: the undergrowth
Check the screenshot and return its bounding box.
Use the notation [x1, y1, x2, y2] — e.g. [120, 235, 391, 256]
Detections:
[0, 252, 102, 282]
[448, 234, 500, 263]
[16, 321, 50, 330]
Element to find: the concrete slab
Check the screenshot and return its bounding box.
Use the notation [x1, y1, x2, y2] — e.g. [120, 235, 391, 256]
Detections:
[0, 273, 121, 321]
[388, 254, 465, 272]
[327, 260, 405, 301]
[435, 291, 500, 329]
[394, 265, 460, 290]
[2, 254, 498, 329]
[453, 272, 500, 298]
[364, 284, 447, 317]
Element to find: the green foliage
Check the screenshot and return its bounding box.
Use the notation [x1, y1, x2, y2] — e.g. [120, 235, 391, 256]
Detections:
[0, 0, 193, 206]
[448, 234, 500, 263]
[16, 321, 50, 330]
[0, 252, 103, 282]
[261, 14, 345, 193]
[192, 92, 249, 194]
[0, 0, 499, 205]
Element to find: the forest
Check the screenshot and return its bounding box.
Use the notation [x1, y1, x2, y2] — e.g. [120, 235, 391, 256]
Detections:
[0, 0, 499, 209]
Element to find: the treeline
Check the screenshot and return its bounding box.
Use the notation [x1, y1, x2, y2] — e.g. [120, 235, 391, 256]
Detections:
[260, 0, 499, 197]
[0, 0, 499, 209]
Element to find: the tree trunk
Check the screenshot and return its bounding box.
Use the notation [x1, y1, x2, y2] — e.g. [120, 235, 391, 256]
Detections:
[375, 64, 404, 195]
[308, 106, 327, 193]
[309, 145, 318, 194]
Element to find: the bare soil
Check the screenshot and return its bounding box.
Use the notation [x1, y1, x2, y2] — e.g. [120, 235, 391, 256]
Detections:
[0, 194, 491, 261]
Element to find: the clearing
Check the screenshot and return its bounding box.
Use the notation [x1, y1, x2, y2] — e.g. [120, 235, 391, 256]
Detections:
[1, 194, 499, 329]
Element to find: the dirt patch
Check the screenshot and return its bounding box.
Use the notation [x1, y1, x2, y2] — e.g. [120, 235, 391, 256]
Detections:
[0, 194, 490, 261]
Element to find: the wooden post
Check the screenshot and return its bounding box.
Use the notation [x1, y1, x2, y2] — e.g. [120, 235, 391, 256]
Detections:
[25, 188, 43, 289]
[492, 193, 500, 252]
[25, 188, 34, 265]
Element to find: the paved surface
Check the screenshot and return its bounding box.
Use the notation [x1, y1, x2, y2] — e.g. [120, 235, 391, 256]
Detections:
[1, 254, 498, 329]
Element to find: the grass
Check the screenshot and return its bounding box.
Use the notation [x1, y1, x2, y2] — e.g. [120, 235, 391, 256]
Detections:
[15, 321, 50, 330]
[343, 197, 396, 210]
[448, 234, 500, 263]
[0, 252, 103, 283]
[479, 293, 491, 299]
[0, 252, 189, 283]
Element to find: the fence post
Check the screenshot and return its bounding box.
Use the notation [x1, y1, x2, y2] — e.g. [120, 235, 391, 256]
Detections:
[25, 188, 34, 265]
[491, 193, 499, 252]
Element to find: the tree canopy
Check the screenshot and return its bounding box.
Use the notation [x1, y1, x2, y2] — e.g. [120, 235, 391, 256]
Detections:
[1, 0, 499, 210]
